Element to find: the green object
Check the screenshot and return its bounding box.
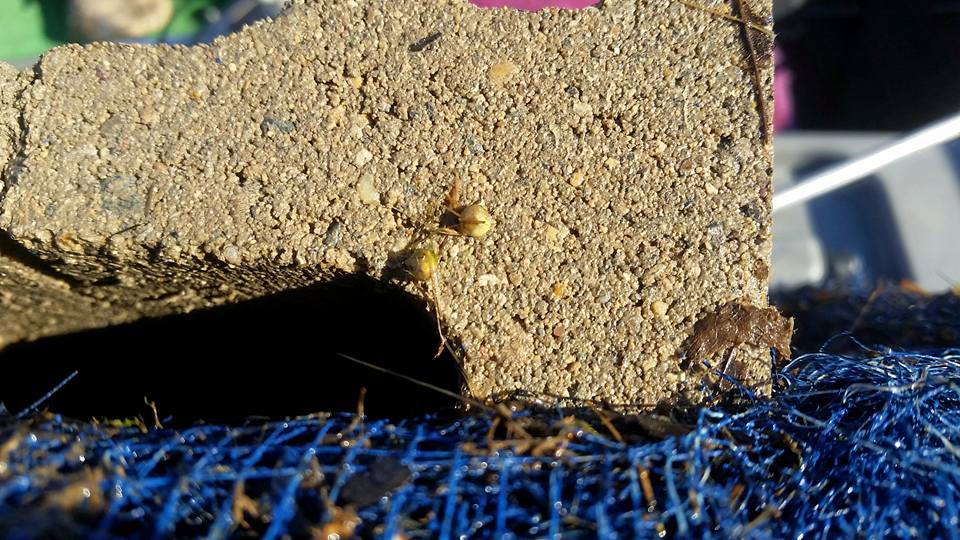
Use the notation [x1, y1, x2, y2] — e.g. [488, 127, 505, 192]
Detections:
[0, 0, 67, 64]
[0, 0, 227, 65]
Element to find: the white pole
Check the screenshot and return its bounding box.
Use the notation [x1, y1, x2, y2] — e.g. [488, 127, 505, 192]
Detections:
[773, 111, 960, 213]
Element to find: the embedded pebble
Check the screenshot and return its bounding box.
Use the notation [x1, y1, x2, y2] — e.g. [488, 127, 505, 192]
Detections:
[139, 106, 159, 125]
[487, 61, 518, 86]
[552, 282, 567, 299]
[477, 274, 499, 287]
[99, 175, 145, 219]
[261, 117, 295, 135]
[354, 148, 374, 167]
[356, 175, 379, 204]
[573, 102, 593, 117]
[222, 245, 242, 265]
[323, 221, 343, 247]
[569, 171, 585, 188]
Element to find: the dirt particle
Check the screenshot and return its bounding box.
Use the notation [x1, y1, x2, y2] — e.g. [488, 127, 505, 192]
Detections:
[753, 260, 769, 281]
[464, 136, 484, 156]
[54, 233, 83, 253]
[740, 202, 763, 222]
[544, 224, 560, 245]
[477, 274, 500, 287]
[651, 300, 669, 318]
[704, 182, 719, 195]
[99, 114, 124, 138]
[240, 163, 264, 185]
[139, 106, 159, 125]
[409, 32, 441, 53]
[706, 222, 724, 239]
[552, 323, 567, 338]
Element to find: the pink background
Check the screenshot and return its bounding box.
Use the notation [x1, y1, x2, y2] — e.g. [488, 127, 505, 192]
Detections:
[469, 0, 599, 9]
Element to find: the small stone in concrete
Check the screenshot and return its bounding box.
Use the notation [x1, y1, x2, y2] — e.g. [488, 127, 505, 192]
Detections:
[356, 175, 379, 205]
[488, 61, 519, 86]
[261, 117, 296, 135]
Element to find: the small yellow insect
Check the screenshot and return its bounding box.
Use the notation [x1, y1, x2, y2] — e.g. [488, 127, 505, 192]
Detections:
[404, 247, 439, 282]
[389, 181, 493, 359]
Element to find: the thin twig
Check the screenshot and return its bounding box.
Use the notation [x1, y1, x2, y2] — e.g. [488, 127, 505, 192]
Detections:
[15, 371, 79, 419]
[144, 397, 163, 429]
[670, 0, 774, 36]
[729, 0, 772, 145]
[850, 282, 884, 336]
[336, 352, 496, 414]
[589, 405, 624, 443]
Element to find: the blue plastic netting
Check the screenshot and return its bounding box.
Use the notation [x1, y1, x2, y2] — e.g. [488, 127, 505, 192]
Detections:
[1, 287, 959, 539]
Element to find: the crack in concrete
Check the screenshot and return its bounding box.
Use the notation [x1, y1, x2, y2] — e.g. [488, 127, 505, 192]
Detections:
[1, 62, 34, 201]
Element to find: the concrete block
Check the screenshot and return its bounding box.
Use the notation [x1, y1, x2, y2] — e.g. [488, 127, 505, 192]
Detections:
[0, 0, 775, 405]
[1, 62, 24, 182]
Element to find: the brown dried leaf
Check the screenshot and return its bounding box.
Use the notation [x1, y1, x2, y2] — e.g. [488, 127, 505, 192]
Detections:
[683, 302, 793, 367]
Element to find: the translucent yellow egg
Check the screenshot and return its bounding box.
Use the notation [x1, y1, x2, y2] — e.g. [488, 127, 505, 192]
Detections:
[457, 204, 493, 238]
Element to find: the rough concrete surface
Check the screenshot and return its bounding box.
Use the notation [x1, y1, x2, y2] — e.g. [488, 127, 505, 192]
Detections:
[0, 62, 24, 181]
[0, 0, 774, 406]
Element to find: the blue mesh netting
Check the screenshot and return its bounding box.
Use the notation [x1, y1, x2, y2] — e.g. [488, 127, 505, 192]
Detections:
[1, 287, 959, 539]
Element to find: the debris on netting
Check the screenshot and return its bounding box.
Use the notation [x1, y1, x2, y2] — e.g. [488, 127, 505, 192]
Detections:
[1, 346, 959, 539]
[0, 285, 958, 539]
[773, 282, 960, 352]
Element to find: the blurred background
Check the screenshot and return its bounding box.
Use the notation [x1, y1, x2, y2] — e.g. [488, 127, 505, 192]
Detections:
[1, 0, 958, 292]
[772, 0, 960, 294]
[0, 0, 284, 66]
